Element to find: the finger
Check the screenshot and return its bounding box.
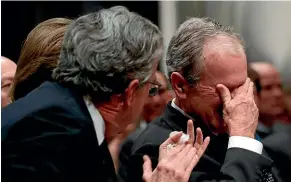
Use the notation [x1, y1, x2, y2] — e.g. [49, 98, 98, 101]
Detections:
[160, 132, 183, 160]
[194, 127, 203, 149]
[216, 84, 231, 105]
[247, 81, 254, 98]
[196, 136, 210, 159]
[142, 155, 153, 182]
[172, 144, 193, 169]
[185, 137, 210, 174]
[162, 132, 183, 148]
[236, 78, 250, 96]
[187, 120, 195, 144]
[167, 143, 186, 158]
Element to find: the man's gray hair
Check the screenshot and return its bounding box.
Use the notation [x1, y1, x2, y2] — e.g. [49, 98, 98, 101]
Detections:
[52, 6, 163, 102]
[166, 17, 244, 85]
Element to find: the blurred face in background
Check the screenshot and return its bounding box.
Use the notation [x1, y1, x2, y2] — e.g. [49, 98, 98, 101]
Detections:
[247, 66, 260, 107]
[142, 71, 174, 122]
[1, 57, 16, 107]
[251, 63, 285, 118]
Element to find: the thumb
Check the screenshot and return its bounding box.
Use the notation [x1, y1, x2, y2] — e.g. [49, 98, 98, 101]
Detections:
[167, 131, 183, 145]
[160, 131, 182, 150]
[142, 155, 153, 182]
[216, 84, 231, 105]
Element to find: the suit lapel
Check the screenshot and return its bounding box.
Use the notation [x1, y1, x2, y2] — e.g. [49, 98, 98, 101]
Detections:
[161, 103, 228, 164]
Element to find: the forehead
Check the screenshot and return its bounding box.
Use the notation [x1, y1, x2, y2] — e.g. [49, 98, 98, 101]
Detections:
[201, 36, 247, 89]
[260, 68, 281, 86]
[1, 59, 16, 73]
[252, 63, 281, 86]
[156, 72, 167, 87]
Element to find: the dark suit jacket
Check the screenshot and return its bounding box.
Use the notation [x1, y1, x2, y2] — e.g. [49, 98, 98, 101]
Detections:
[118, 122, 147, 182]
[257, 121, 290, 139]
[119, 103, 282, 182]
[2, 81, 116, 182]
[263, 125, 291, 182]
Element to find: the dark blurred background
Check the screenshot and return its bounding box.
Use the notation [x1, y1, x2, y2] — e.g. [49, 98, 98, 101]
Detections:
[2, 1, 291, 90]
[1, 1, 158, 63]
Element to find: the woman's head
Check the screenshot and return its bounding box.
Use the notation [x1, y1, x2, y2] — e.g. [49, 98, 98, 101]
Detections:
[10, 18, 72, 101]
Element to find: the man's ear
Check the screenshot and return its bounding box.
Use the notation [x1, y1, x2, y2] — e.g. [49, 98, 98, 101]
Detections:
[123, 79, 140, 106]
[171, 72, 187, 99]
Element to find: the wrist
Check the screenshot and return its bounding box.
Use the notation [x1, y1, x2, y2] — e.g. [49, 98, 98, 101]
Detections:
[229, 131, 254, 139]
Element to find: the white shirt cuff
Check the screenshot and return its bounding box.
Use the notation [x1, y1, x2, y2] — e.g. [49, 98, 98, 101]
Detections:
[228, 136, 263, 154]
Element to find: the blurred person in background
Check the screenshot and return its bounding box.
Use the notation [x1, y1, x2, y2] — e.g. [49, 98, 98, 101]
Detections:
[285, 90, 291, 118]
[9, 18, 72, 101]
[1, 56, 16, 107]
[248, 65, 291, 182]
[1, 6, 209, 182]
[250, 62, 290, 138]
[121, 17, 283, 182]
[247, 66, 261, 106]
[142, 71, 175, 123]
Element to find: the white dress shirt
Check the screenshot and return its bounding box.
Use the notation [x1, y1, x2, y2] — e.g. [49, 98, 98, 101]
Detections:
[84, 97, 105, 146]
[171, 99, 263, 154]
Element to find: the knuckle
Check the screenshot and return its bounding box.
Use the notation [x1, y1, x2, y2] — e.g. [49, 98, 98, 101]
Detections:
[157, 162, 167, 172]
[174, 170, 184, 179]
[142, 174, 148, 181]
[159, 145, 163, 151]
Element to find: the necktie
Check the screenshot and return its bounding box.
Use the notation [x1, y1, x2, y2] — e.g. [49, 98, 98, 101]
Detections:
[259, 169, 275, 182]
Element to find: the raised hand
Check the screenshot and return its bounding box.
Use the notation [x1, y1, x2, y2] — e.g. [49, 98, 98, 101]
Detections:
[142, 120, 210, 182]
[216, 78, 259, 138]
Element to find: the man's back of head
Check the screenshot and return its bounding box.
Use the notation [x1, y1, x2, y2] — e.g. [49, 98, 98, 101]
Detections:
[52, 6, 164, 139]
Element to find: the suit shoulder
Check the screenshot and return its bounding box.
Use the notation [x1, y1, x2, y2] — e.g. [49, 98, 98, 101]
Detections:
[1, 82, 89, 140]
[131, 118, 172, 154]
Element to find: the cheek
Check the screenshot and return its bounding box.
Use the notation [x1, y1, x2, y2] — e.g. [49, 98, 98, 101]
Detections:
[203, 92, 221, 109]
[260, 90, 272, 99]
[135, 86, 150, 111]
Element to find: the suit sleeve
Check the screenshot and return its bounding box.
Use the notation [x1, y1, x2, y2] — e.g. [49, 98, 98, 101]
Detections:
[120, 145, 274, 182]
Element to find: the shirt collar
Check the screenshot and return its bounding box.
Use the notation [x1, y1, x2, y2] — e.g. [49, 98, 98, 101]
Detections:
[170, 98, 218, 136]
[171, 98, 195, 121]
[84, 97, 105, 145]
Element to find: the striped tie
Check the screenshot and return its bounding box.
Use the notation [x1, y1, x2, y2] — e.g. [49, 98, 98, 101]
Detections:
[259, 169, 275, 182]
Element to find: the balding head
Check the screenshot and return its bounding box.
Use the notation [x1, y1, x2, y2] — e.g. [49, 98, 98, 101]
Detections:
[250, 62, 284, 122]
[167, 17, 247, 134]
[1, 56, 16, 107]
[250, 62, 279, 77]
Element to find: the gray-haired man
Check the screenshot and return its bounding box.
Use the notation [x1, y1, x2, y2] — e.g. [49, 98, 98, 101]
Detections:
[121, 17, 283, 182]
[1, 7, 209, 182]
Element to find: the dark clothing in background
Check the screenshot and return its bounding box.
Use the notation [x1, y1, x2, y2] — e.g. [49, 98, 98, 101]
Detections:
[1, 1, 158, 63]
[257, 121, 291, 139]
[119, 103, 283, 182]
[263, 125, 291, 182]
[118, 121, 147, 181]
[2, 81, 116, 182]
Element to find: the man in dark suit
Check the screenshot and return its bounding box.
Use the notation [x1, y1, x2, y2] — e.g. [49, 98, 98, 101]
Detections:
[2, 6, 207, 182]
[119, 17, 283, 182]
